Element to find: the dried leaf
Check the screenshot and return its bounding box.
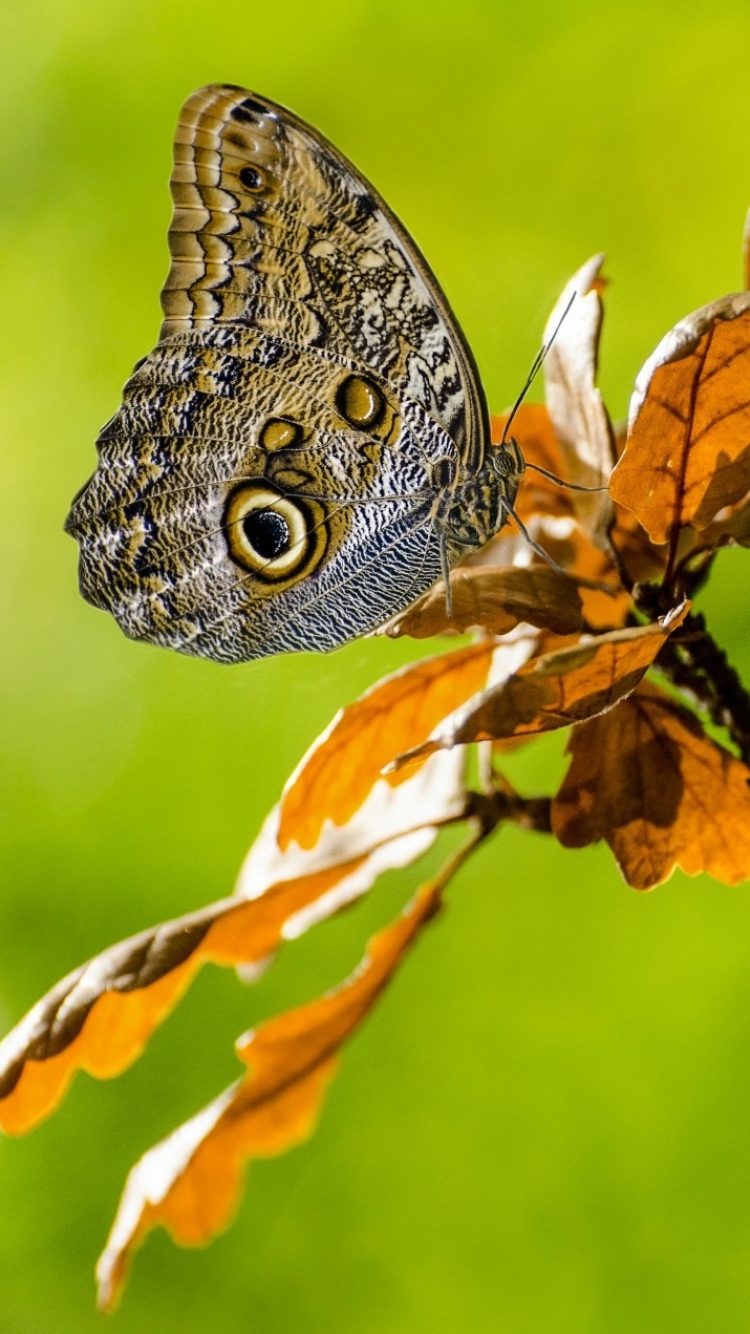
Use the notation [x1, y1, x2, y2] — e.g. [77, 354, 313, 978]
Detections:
[0, 749, 467, 1136]
[610, 294, 750, 543]
[238, 747, 467, 906]
[277, 639, 534, 851]
[95, 882, 442, 1312]
[391, 609, 688, 765]
[686, 489, 750, 555]
[551, 680, 750, 890]
[575, 502, 666, 629]
[382, 565, 583, 640]
[541, 255, 616, 538]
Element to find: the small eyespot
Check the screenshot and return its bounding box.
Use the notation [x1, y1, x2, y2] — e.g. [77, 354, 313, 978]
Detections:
[260, 417, 303, 452]
[224, 484, 328, 583]
[239, 165, 264, 191]
[336, 373, 385, 430]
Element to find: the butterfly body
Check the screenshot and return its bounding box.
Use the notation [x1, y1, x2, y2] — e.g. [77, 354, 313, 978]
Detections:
[67, 84, 522, 661]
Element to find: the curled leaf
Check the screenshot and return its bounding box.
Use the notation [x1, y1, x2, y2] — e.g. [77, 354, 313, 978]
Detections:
[541, 255, 616, 538]
[610, 294, 750, 544]
[0, 749, 467, 1136]
[95, 883, 442, 1312]
[391, 609, 688, 765]
[382, 565, 583, 640]
[551, 680, 750, 890]
[686, 489, 750, 555]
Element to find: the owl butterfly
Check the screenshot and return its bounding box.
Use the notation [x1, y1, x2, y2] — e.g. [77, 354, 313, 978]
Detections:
[66, 84, 527, 662]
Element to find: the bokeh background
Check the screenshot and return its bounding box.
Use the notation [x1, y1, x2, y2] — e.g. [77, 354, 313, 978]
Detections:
[3, 1, 750, 1329]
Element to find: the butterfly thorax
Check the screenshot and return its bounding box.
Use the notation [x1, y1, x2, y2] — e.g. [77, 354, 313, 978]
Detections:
[436, 437, 525, 549]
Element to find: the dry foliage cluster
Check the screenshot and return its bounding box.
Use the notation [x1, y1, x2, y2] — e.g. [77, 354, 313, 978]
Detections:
[3, 231, 750, 1309]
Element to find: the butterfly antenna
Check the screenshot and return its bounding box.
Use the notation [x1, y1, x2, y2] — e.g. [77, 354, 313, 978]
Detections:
[503, 292, 610, 495]
[524, 462, 609, 493]
[500, 292, 577, 447]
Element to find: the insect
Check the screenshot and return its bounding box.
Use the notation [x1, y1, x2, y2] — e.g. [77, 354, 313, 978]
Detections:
[66, 84, 527, 663]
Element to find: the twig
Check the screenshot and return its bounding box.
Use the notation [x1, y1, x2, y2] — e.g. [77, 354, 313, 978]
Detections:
[654, 609, 750, 765]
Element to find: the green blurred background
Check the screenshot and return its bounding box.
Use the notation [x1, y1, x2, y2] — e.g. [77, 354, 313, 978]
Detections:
[3, 1, 750, 1329]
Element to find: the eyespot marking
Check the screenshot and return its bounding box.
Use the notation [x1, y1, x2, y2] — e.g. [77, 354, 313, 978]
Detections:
[224, 484, 328, 584]
[260, 417, 304, 452]
[239, 165, 264, 191]
[336, 374, 385, 431]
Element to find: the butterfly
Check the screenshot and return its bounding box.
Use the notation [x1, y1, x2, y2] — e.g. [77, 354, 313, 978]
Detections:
[65, 84, 526, 662]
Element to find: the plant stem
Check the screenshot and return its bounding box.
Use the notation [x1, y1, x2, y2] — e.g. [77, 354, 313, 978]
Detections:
[656, 609, 750, 765]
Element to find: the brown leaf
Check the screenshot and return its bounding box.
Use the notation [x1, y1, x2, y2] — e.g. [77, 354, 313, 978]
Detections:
[541, 255, 616, 538]
[575, 502, 666, 630]
[686, 489, 750, 555]
[276, 641, 529, 851]
[0, 750, 467, 1136]
[610, 294, 750, 544]
[470, 509, 630, 632]
[391, 608, 688, 765]
[551, 680, 750, 890]
[382, 565, 583, 639]
[95, 882, 442, 1313]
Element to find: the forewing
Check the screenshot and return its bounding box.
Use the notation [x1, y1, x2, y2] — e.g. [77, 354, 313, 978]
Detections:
[160, 84, 487, 463]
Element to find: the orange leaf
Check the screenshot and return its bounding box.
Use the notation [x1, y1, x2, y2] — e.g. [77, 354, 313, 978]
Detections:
[0, 876, 335, 1136]
[469, 508, 630, 632]
[0, 749, 467, 1136]
[391, 608, 688, 764]
[575, 502, 666, 630]
[610, 294, 750, 544]
[685, 489, 750, 556]
[381, 565, 583, 639]
[551, 680, 750, 890]
[276, 640, 533, 851]
[95, 882, 442, 1313]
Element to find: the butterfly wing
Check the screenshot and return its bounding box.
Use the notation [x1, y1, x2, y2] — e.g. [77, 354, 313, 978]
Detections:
[67, 84, 491, 661]
[162, 85, 487, 460]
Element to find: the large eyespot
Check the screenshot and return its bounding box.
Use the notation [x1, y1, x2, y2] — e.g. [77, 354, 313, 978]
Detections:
[336, 373, 385, 430]
[224, 484, 328, 584]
